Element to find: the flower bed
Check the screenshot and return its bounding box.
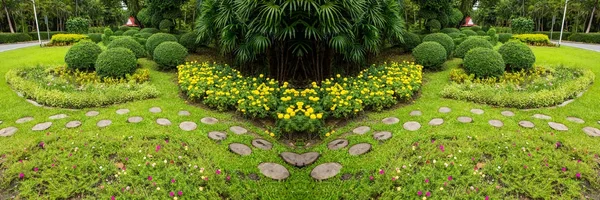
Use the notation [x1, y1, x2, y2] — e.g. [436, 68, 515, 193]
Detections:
[178, 61, 422, 136]
[511, 34, 553, 46]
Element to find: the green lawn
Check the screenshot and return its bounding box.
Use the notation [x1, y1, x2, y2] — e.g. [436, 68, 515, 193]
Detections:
[0, 45, 599, 199]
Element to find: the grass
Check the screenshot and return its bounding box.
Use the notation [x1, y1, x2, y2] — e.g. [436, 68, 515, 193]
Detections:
[0, 45, 599, 199]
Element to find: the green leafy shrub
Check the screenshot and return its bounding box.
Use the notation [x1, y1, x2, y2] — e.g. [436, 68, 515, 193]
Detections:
[159, 19, 174, 32]
[153, 42, 188, 70]
[470, 26, 482, 32]
[476, 30, 486, 36]
[66, 17, 89, 34]
[512, 34, 551, 46]
[178, 32, 198, 51]
[114, 30, 124, 36]
[567, 33, 600, 44]
[498, 41, 536, 71]
[449, 8, 463, 27]
[463, 48, 505, 78]
[118, 26, 130, 32]
[146, 33, 178, 56]
[447, 32, 466, 39]
[0, 33, 32, 44]
[88, 27, 107, 33]
[86, 33, 102, 43]
[107, 37, 147, 58]
[123, 30, 139, 37]
[441, 28, 460, 34]
[453, 37, 467, 46]
[102, 28, 113, 44]
[137, 8, 151, 27]
[48, 34, 90, 46]
[422, 33, 454, 58]
[95, 47, 138, 78]
[412, 42, 447, 70]
[64, 41, 102, 70]
[535, 31, 571, 40]
[140, 28, 160, 34]
[511, 17, 534, 34]
[426, 19, 441, 32]
[498, 33, 513, 43]
[454, 37, 493, 59]
[487, 28, 498, 45]
[134, 32, 153, 39]
[400, 32, 422, 51]
[29, 31, 66, 40]
[462, 29, 477, 36]
[495, 27, 512, 33]
[135, 38, 147, 46]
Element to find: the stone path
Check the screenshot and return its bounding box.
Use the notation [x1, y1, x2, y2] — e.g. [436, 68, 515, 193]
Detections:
[252, 139, 273, 150]
[519, 121, 535, 128]
[178, 110, 191, 116]
[65, 121, 82, 128]
[353, 126, 370, 134]
[548, 122, 568, 131]
[382, 117, 399, 125]
[258, 163, 289, 180]
[201, 117, 219, 125]
[429, 118, 444, 126]
[328, 139, 349, 150]
[533, 114, 552, 120]
[280, 152, 319, 167]
[566, 117, 584, 124]
[208, 131, 227, 141]
[403, 121, 421, 131]
[348, 143, 371, 156]
[49, 114, 67, 120]
[16, 117, 34, 124]
[116, 109, 130, 115]
[438, 107, 451, 113]
[471, 109, 484, 115]
[373, 131, 392, 141]
[230, 126, 247, 135]
[488, 120, 504, 128]
[86, 111, 99, 117]
[410, 110, 422, 116]
[0, 127, 18, 137]
[457, 116, 473, 123]
[229, 143, 252, 156]
[501, 111, 515, 117]
[311, 162, 342, 180]
[583, 127, 600, 137]
[179, 121, 197, 131]
[156, 118, 172, 126]
[97, 120, 112, 128]
[149, 107, 162, 113]
[128, 117, 143, 123]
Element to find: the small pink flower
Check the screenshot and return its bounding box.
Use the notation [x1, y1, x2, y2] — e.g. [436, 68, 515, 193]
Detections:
[391, 177, 397, 181]
[155, 145, 161, 152]
[576, 173, 581, 179]
[369, 176, 374, 181]
[216, 169, 222, 175]
[111, 196, 115, 200]
[148, 176, 153, 181]
[51, 163, 55, 167]
[169, 191, 174, 197]
[523, 165, 528, 169]
[171, 179, 176, 183]
[178, 191, 183, 196]
[431, 139, 435, 143]
[448, 176, 453, 181]
[165, 139, 169, 143]
[555, 142, 562, 148]
[39, 141, 45, 149]
[72, 165, 77, 169]
[485, 196, 490, 200]
[226, 175, 231, 181]
[425, 179, 429, 183]
[426, 191, 431, 197]
[562, 167, 567, 172]
[378, 169, 384, 175]
[33, 168, 38, 172]
[417, 191, 423, 196]
[439, 145, 445, 152]
[19, 173, 24, 179]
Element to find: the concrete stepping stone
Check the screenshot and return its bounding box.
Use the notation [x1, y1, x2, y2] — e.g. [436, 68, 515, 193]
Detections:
[501, 111, 515, 117]
[65, 121, 82, 128]
[348, 143, 371, 156]
[16, 117, 34, 124]
[156, 118, 172, 126]
[488, 120, 504, 128]
[583, 127, 600, 137]
[373, 131, 392, 141]
[86, 111, 99, 117]
[116, 109, 130, 115]
[558, 99, 575, 107]
[548, 122, 568, 131]
[429, 118, 444, 126]
[403, 121, 421, 131]
[208, 131, 227, 141]
[229, 143, 252, 156]
[32, 122, 52, 131]
[353, 126, 370, 134]
[471, 109, 484, 115]
[201, 117, 218, 125]
[127, 117, 143, 123]
[149, 107, 162, 113]
[252, 139, 273, 150]
[310, 163, 342, 180]
[382, 117, 399, 125]
[26, 99, 42, 107]
[566, 117, 585, 124]
[258, 163, 289, 180]
[97, 120, 112, 128]
[533, 114, 552, 120]
[438, 107, 451, 113]
[328, 139, 348, 150]
[410, 110, 422, 116]
[0, 127, 18, 137]
[178, 110, 191, 116]
[457, 116, 473, 123]
[280, 152, 320, 167]
[179, 121, 197, 131]
[519, 121, 535, 128]
[49, 114, 67, 120]
[230, 126, 247, 134]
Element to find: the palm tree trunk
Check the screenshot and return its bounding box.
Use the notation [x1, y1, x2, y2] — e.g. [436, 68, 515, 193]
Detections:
[586, 0, 598, 33]
[2, 0, 15, 33]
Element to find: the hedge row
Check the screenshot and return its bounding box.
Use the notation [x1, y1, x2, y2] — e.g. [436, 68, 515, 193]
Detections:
[0, 33, 32, 44]
[567, 33, 600, 44]
[535, 31, 572, 40]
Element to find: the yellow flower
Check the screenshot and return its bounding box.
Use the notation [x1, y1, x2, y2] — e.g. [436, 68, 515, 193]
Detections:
[310, 114, 316, 120]
[284, 114, 290, 119]
[316, 113, 323, 119]
[277, 113, 284, 119]
[325, 132, 331, 137]
[296, 101, 304, 108]
[269, 133, 275, 137]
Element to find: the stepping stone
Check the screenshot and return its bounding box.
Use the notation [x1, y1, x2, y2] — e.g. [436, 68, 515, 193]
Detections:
[583, 127, 600, 137]
[156, 118, 172, 126]
[127, 117, 143, 123]
[348, 143, 371, 156]
[201, 117, 218, 125]
[382, 117, 399, 125]
[178, 110, 191, 116]
[179, 121, 197, 131]
[353, 126, 370, 135]
[230, 126, 247, 134]
[32, 122, 52, 131]
[280, 152, 320, 167]
[558, 99, 575, 107]
[116, 109, 130, 115]
[149, 107, 162, 113]
[501, 111, 515, 117]
[0, 127, 18, 137]
[252, 139, 273, 150]
[471, 109, 484, 115]
[533, 114, 552, 120]
[403, 121, 421, 131]
[16, 117, 34, 124]
[429, 118, 444, 126]
[548, 122, 568, 131]
[65, 121, 82, 128]
[488, 120, 504, 128]
[208, 131, 227, 141]
[229, 143, 252, 156]
[566, 117, 585, 124]
[258, 163, 289, 180]
[438, 107, 451, 113]
[48, 114, 67, 120]
[457, 116, 473, 123]
[97, 120, 112, 128]
[86, 111, 99, 117]
[519, 121, 535, 128]
[26, 99, 42, 107]
[409, 110, 422, 116]
[373, 131, 392, 141]
[328, 139, 349, 150]
[310, 163, 342, 180]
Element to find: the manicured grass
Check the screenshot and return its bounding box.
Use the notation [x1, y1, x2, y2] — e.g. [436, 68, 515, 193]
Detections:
[0, 45, 599, 199]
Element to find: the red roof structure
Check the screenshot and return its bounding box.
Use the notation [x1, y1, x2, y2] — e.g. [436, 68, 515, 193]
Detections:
[124, 16, 138, 27]
[462, 16, 476, 27]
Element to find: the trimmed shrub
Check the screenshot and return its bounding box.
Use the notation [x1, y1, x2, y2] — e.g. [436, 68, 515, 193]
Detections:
[470, 26, 482, 32]
[567, 33, 600, 44]
[535, 31, 571, 40]
[0, 33, 32, 44]
[153, 42, 188, 70]
[49, 34, 89, 46]
[463, 48, 505, 78]
[95, 47, 138, 78]
[454, 37, 493, 59]
[135, 38, 147, 46]
[487, 28, 498, 45]
[422, 33, 454, 58]
[447, 32, 466, 39]
[137, 8, 152, 27]
[107, 37, 147, 58]
[400, 32, 422, 51]
[453, 37, 467, 46]
[134, 32, 153, 39]
[441, 28, 460, 34]
[512, 34, 551, 46]
[87, 33, 102, 43]
[64, 41, 102, 70]
[498, 33, 513, 43]
[468, 35, 492, 42]
[146, 33, 178, 56]
[178, 32, 198, 51]
[29, 31, 66, 40]
[495, 27, 512, 33]
[88, 27, 107, 33]
[102, 28, 113, 44]
[511, 17, 534, 34]
[462, 29, 477, 36]
[114, 30, 124, 36]
[140, 28, 160, 34]
[118, 26, 131, 32]
[498, 41, 536, 71]
[159, 19, 175, 32]
[476, 30, 486, 36]
[123, 30, 139, 37]
[426, 19, 441, 32]
[449, 8, 464, 27]
[66, 17, 89, 34]
[412, 42, 447, 70]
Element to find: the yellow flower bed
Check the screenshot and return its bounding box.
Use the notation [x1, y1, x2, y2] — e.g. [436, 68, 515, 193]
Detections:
[48, 34, 90, 46]
[511, 34, 552, 46]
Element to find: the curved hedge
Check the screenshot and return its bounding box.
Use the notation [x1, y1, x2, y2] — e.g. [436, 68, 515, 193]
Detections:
[462, 30, 477, 37]
[567, 33, 600, 44]
[159, 19, 174, 32]
[95, 48, 138, 78]
[447, 32, 466, 39]
[178, 32, 198, 51]
[64, 41, 103, 70]
[498, 33, 513, 43]
[463, 47, 505, 78]
[0, 33, 33, 44]
[426, 19, 441, 32]
[140, 28, 160, 34]
[153, 42, 188, 70]
[498, 41, 536, 71]
[107, 37, 147, 58]
[454, 37, 493, 59]
[146, 33, 178, 57]
[86, 33, 102, 43]
[441, 28, 460, 34]
[400, 32, 422, 51]
[412, 42, 447, 70]
[422, 33, 454, 58]
[123, 30, 139, 37]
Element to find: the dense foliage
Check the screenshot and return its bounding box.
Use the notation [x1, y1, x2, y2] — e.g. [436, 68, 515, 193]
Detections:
[48, 34, 90, 46]
[95, 48, 138, 78]
[178, 32, 199, 51]
[0, 33, 32, 44]
[65, 17, 90, 34]
[568, 33, 600, 44]
[454, 37, 493, 59]
[412, 42, 447, 70]
[463, 47, 505, 78]
[107, 37, 147, 59]
[64, 41, 102, 71]
[86, 33, 102, 43]
[400, 32, 422, 51]
[498, 33, 513, 43]
[153, 42, 188, 70]
[512, 34, 552, 46]
[146, 33, 178, 57]
[498, 41, 536, 71]
[422, 33, 455, 58]
[511, 17, 534, 34]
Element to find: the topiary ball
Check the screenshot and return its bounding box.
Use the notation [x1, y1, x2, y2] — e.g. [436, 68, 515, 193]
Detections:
[95, 47, 138, 78]
[123, 29, 139, 37]
[426, 19, 441, 32]
[463, 47, 505, 78]
[422, 33, 455, 58]
[441, 28, 460, 34]
[140, 28, 160, 34]
[134, 32, 153, 39]
[447, 32, 467, 39]
[412, 42, 447, 70]
[114, 30, 124, 36]
[107, 37, 147, 58]
[178, 32, 198, 51]
[461, 30, 477, 37]
[498, 33, 513, 43]
[86, 33, 102, 43]
[454, 37, 493, 59]
[159, 19, 174, 32]
[400, 32, 422, 51]
[498, 41, 536, 71]
[65, 41, 103, 70]
[476, 30, 487, 36]
[146, 33, 178, 57]
[153, 42, 188, 70]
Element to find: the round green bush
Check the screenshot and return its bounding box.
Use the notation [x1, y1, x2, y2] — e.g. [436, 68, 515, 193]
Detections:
[463, 47, 505, 78]
[146, 33, 178, 56]
[114, 30, 124, 36]
[487, 28, 498, 45]
[118, 26, 130, 32]
[462, 30, 477, 36]
[422, 33, 454, 58]
[476, 30, 487, 36]
[498, 33, 513, 43]
[498, 41, 536, 71]
[123, 30, 139, 37]
[178, 32, 198, 51]
[87, 33, 102, 43]
[103, 28, 113, 44]
[95, 47, 138, 78]
[134, 32, 153, 39]
[441, 28, 460, 34]
[412, 42, 447, 70]
[447, 32, 466, 39]
[426, 19, 441, 32]
[107, 37, 147, 58]
[471, 26, 482, 32]
[159, 19, 174, 32]
[454, 37, 493, 58]
[65, 41, 103, 70]
[453, 37, 467, 46]
[400, 32, 422, 51]
[140, 28, 160, 34]
[153, 42, 188, 70]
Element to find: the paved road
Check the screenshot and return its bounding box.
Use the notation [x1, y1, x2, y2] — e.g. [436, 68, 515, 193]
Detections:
[0, 41, 48, 53]
[551, 40, 600, 52]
